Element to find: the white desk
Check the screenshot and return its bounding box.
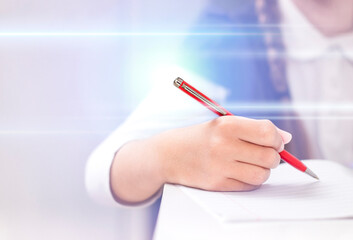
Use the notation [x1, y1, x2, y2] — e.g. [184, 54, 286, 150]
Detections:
[154, 184, 353, 240]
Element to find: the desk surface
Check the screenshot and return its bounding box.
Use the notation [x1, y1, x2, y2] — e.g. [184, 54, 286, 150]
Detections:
[154, 184, 353, 240]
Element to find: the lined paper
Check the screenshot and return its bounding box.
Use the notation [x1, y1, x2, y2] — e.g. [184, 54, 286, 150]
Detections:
[180, 160, 353, 222]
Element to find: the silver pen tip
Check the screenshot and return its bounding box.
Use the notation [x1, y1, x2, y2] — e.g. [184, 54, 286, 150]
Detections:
[305, 168, 320, 180]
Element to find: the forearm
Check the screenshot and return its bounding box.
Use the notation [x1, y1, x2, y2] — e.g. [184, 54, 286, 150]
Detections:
[109, 126, 193, 204]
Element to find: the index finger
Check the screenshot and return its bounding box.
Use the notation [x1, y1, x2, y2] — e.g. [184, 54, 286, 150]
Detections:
[221, 116, 284, 151]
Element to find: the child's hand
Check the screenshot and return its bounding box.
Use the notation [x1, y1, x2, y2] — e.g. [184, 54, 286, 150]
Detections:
[160, 116, 292, 191]
[111, 116, 292, 203]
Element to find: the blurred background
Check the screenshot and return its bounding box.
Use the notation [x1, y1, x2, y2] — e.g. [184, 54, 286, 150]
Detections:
[0, 0, 206, 239]
[1, 0, 353, 239]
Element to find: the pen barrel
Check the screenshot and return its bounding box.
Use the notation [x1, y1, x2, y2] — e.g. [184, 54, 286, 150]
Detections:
[279, 150, 307, 172]
[174, 78, 316, 178]
[174, 78, 233, 117]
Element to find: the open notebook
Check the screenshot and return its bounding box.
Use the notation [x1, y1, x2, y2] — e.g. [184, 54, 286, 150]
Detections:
[179, 160, 353, 222]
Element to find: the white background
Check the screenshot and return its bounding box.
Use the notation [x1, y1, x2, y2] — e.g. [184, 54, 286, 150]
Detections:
[0, 1, 206, 239]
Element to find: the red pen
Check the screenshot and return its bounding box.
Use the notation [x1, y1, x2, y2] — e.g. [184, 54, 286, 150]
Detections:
[174, 77, 319, 180]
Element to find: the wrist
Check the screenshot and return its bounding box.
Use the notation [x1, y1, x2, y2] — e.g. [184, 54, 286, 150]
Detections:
[151, 129, 183, 185]
[138, 138, 167, 189]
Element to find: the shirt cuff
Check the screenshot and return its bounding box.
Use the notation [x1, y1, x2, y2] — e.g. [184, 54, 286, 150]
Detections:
[85, 137, 163, 209]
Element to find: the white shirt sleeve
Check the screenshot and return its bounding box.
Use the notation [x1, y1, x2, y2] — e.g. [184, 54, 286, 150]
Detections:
[85, 70, 228, 208]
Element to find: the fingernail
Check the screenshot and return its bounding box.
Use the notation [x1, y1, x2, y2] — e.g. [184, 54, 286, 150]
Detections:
[277, 129, 292, 144]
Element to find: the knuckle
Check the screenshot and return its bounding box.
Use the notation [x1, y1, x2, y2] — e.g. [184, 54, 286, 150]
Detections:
[237, 182, 251, 191]
[259, 120, 277, 144]
[273, 152, 281, 168]
[213, 116, 232, 132]
[208, 118, 234, 154]
[208, 177, 226, 191]
[209, 133, 225, 148]
[208, 136, 226, 158]
[263, 149, 281, 168]
[250, 168, 271, 185]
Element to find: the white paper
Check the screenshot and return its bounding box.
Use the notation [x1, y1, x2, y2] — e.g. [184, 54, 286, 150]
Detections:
[180, 160, 353, 222]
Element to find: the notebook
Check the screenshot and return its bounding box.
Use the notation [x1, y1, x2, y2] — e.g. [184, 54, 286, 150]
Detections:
[179, 160, 353, 222]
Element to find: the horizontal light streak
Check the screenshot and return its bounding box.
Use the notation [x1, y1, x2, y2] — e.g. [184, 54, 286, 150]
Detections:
[195, 51, 353, 57]
[1, 115, 353, 134]
[0, 130, 110, 135]
[221, 103, 353, 111]
[194, 23, 324, 27]
[0, 32, 280, 37]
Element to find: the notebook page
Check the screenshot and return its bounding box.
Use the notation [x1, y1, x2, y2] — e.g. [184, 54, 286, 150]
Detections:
[179, 160, 353, 222]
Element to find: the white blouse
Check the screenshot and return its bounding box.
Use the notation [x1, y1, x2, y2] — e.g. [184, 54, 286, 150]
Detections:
[279, 0, 353, 167]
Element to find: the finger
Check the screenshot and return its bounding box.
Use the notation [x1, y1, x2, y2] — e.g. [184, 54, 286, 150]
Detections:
[209, 178, 260, 192]
[220, 116, 284, 151]
[223, 139, 281, 169]
[223, 161, 271, 186]
[277, 128, 292, 144]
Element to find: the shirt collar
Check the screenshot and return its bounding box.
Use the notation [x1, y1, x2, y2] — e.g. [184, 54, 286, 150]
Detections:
[279, 0, 353, 61]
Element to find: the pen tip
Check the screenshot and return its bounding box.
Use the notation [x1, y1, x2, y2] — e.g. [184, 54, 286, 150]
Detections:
[305, 168, 320, 180]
